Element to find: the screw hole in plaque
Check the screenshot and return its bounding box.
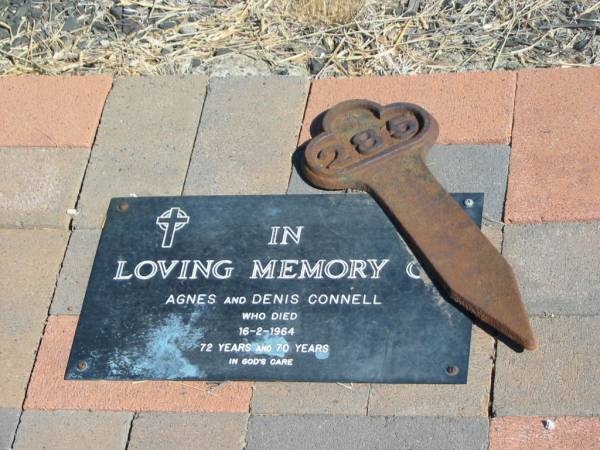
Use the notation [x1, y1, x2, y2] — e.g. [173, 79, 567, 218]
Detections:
[446, 365, 460, 376]
[117, 202, 129, 212]
[76, 360, 88, 372]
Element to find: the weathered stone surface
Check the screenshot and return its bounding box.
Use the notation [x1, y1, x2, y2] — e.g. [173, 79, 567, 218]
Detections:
[503, 223, 600, 316]
[74, 75, 207, 229]
[0, 75, 112, 148]
[0, 409, 20, 450]
[183, 76, 309, 196]
[13, 410, 132, 450]
[25, 316, 252, 412]
[0, 147, 88, 228]
[368, 326, 494, 417]
[489, 416, 600, 450]
[301, 71, 516, 146]
[506, 67, 600, 223]
[129, 413, 248, 450]
[287, 145, 510, 221]
[246, 416, 489, 450]
[252, 382, 369, 415]
[207, 53, 271, 78]
[0, 230, 68, 408]
[494, 316, 600, 416]
[427, 145, 510, 222]
[51, 230, 101, 315]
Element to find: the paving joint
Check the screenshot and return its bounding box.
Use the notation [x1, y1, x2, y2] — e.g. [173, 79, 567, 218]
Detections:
[243, 376, 254, 448]
[502, 74, 518, 223]
[124, 412, 137, 450]
[365, 384, 372, 416]
[286, 78, 314, 191]
[180, 83, 210, 195]
[241, 411, 251, 450]
[70, 80, 114, 232]
[487, 338, 499, 419]
[10, 231, 72, 449]
[486, 224, 505, 418]
[508, 71, 519, 147]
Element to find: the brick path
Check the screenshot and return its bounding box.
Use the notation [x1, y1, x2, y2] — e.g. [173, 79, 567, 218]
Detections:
[1, 69, 599, 449]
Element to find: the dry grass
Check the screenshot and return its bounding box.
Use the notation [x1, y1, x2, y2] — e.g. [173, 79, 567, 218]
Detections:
[0, 0, 599, 77]
[282, 0, 365, 25]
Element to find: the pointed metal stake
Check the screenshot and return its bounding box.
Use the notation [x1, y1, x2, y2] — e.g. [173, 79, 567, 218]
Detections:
[301, 99, 537, 350]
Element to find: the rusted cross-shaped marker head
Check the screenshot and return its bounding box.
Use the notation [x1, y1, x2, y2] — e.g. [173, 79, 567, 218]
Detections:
[301, 99, 537, 351]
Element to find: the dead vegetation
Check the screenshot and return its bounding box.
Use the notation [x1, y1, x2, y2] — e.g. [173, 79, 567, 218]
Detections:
[0, 0, 599, 77]
[282, 0, 366, 25]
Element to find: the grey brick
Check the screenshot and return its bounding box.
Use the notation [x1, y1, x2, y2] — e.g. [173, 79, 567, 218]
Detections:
[183, 76, 309, 196]
[426, 145, 509, 222]
[482, 223, 503, 251]
[246, 415, 488, 450]
[74, 75, 208, 229]
[0, 147, 88, 228]
[0, 409, 20, 450]
[368, 326, 494, 417]
[494, 316, 600, 416]
[503, 222, 600, 316]
[287, 164, 332, 195]
[287, 162, 348, 195]
[129, 413, 248, 450]
[287, 145, 510, 222]
[51, 230, 101, 315]
[252, 382, 369, 415]
[13, 410, 132, 450]
[0, 230, 68, 408]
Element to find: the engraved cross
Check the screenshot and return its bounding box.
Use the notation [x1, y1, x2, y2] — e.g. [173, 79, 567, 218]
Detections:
[156, 207, 190, 248]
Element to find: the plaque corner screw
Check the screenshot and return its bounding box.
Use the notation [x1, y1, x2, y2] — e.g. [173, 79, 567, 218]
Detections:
[76, 360, 88, 372]
[445, 365, 459, 376]
[463, 198, 475, 208]
[117, 202, 129, 212]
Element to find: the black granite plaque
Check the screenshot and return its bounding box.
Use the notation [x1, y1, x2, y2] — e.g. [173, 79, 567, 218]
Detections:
[66, 193, 483, 384]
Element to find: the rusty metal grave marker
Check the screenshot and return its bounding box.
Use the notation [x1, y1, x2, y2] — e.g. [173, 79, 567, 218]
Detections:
[302, 100, 536, 350]
[67, 194, 483, 383]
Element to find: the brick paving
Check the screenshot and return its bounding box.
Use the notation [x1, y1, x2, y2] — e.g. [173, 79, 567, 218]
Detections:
[74, 76, 207, 229]
[0, 409, 19, 450]
[299, 71, 516, 146]
[25, 316, 252, 413]
[506, 68, 600, 223]
[51, 230, 102, 315]
[245, 416, 489, 450]
[0, 147, 88, 228]
[1, 68, 598, 449]
[489, 417, 600, 449]
[0, 76, 111, 148]
[494, 316, 600, 417]
[183, 76, 309, 196]
[128, 413, 248, 450]
[503, 222, 600, 316]
[13, 410, 132, 450]
[0, 230, 68, 408]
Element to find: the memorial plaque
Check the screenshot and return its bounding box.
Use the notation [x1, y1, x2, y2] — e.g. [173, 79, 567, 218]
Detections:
[67, 193, 483, 384]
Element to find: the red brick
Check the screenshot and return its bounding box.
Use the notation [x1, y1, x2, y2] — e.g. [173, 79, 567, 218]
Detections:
[0, 75, 112, 148]
[489, 417, 600, 450]
[300, 71, 516, 146]
[506, 67, 600, 223]
[24, 316, 252, 412]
